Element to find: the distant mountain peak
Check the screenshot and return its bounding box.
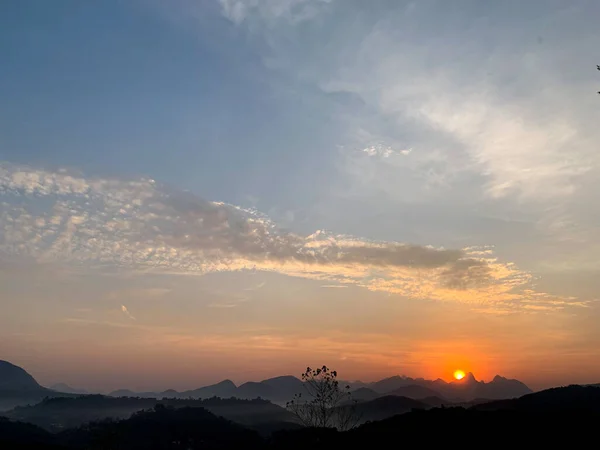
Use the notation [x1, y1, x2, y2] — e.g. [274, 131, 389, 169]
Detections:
[49, 383, 88, 395]
[465, 372, 478, 383]
[215, 379, 236, 388]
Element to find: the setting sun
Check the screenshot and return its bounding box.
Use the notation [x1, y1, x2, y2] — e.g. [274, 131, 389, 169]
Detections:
[454, 370, 466, 380]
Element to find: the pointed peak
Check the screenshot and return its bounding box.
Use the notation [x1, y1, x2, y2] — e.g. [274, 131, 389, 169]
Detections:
[465, 372, 478, 382]
[453, 372, 478, 384]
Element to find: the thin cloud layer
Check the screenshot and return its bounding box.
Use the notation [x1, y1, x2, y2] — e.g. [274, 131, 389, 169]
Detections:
[0, 163, 583, 312]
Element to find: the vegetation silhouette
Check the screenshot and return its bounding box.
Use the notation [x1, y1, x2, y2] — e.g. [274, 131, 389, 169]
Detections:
[2, 385, 600, 449]
[286, 366, 360, 430]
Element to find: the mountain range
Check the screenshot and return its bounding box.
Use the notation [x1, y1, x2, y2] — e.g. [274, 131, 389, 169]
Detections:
[0, 360, 532, 411]
[4, 385, 600, 449]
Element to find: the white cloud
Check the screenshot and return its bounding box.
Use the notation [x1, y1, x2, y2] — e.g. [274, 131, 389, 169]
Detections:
[0, 163, 585, 312]
[362, 144, 412, 159]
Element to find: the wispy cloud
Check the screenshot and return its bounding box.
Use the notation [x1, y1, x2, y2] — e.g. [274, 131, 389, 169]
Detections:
[0, 163, 585, 312]
[121, 305, 136, 321]
[219, 0, 333, 25]
[212, 0, 600, 257]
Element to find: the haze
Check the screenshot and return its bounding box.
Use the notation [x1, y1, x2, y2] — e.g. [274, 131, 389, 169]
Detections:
[1, 0, 600, 393]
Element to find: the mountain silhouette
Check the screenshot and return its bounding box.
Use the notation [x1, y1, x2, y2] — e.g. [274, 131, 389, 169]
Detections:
[108, 376, 304, 405]
[50, 383, 88, 395]
[472, 385, 600, 413]
[0, 361, 42, 391]
[103, 372, 531, 403]
[351, 395, 428, 423]
[0, 361, 55, 411]
[348, 387, 380, 402]
[364, 372, 530, 401]
[175, 379, 237, 399]
[386, 384, 445, 400]
[0, 361, 78, 411]
[1, 359, 533, 412]
[6, 395, 297, 432]
[108, 389, 158, 398]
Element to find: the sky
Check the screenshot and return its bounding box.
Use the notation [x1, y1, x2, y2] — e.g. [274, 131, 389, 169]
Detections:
[1, 0, 600, 393]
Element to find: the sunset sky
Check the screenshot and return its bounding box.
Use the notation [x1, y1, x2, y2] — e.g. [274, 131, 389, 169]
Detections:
[1, 0, 600, 393]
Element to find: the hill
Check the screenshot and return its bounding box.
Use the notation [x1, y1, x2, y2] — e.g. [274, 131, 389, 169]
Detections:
[3, 384, 600, 449]
[348, 387, 380, 402]
[5, 395, 297, 432]
[110, 376, 304, 405]
[50, 384, 88, 395]
[0, 361, 41, 391]
[386, 384, 445, 400]
[472, 385, 600, 413]
[352, 395, 427, 423]
[59, 406, 264, 450]
[0, 361, 73, 411]
[176, 379, 237, 400]
[0, 416, 64, 450]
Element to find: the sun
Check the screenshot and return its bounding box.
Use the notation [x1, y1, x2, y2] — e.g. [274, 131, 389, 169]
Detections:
[453, 370, 466, 380]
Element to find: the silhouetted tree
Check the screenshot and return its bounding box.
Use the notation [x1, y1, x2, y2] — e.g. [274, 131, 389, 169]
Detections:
[286, 366, 360, 431]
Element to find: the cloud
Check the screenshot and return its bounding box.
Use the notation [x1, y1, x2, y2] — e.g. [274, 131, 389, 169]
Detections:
[212, 0, 600, 255]
[0, 163, 585, 312]
[219, 0, 333, 25]
[362, 144, 412, 159]
[121, 305, 136, 321]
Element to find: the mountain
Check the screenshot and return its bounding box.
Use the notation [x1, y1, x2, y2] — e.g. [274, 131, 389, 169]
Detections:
[367, 372, 530, 401]
[236, 376, 302, 404]
[349, 387, 380, 402]
[370, 376, 410, 393]
[6, 356, 528, 407]
[109, 376, 304, 405]
[6, 395, 297, 432]
[261, 376, 304, 396]
[0, 361, 58, 411]
[0, 416, 61, 450]
[108, 389, 158, 398]
[237, 382, 276, 400]
[386, 384, 445, 400]
[447, 372, 531, 400]
[176, 379, 237, 399]
[472, 385, 600, 413]
[49, 383, 88, 395]
[0, 361, 42, 391]
[352, 395, 428, 423]
[417, 396, 448, 407]
[59, 406, 264, 450]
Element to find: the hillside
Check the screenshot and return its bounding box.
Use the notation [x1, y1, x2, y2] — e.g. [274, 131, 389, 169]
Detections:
[352, 395, 427, 423]
[6, 395, 297, 432]
[471, 385, 600, 413]
[0, 361, 62, 411]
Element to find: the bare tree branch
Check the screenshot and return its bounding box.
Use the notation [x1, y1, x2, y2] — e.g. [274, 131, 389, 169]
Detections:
[286, 365, 361, 431]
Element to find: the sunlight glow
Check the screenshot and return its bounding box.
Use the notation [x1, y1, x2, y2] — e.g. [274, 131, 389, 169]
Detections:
[454, 370, 466, 380]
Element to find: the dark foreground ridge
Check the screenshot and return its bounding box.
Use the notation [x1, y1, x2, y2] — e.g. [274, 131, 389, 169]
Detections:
[1, 385, 600, 449]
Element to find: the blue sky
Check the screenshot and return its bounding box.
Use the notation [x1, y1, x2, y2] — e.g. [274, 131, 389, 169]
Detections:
[1, 0, 600, 390]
